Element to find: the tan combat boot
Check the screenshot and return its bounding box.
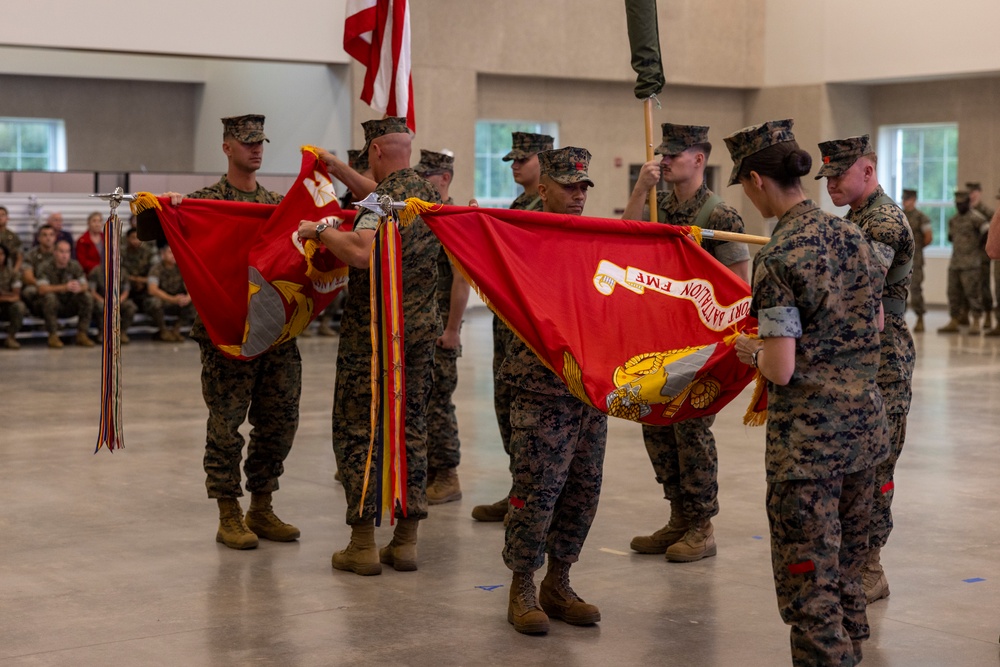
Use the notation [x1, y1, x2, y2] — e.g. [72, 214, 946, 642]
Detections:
[427, 467, 462, 505]
[863, 546, 889, 603]
[3, 336, 20, 349]
[331, 520, 382, 576]
[379, 517, 419, 571]
[75, 331, 96, 347]
[630, 500, 689, 554]
[169, 325, 185, 342]
[539, 559, 601, 625]
[47, 333, 64, 348]
[508, 571, 550, 634]
[665, 519, 717, 562]
[984, 311, 993, 330]
[472, 496, 509, 522]
[969, 313, 982, 335]
[245, 492, 300, 542]
[937, 318, 960, 333]
[216, 498, 259, 550]
[913, 315, 925, 333]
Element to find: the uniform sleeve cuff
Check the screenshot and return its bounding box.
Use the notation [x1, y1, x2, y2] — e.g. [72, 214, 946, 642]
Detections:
[758, 306, 802, 338]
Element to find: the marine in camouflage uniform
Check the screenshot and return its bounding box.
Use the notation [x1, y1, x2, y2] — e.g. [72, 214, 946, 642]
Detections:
[473, 131, 552, 524]
[902, 189, 932, 331]
[503, 147, 607, 635]
[967, 182, 995, 327]
[33, 239, 95, 347]
[624, 123, 750, 562]
[176, 114, 301, 550]
[817, 135, 916, 604]
[414, 149, 468, 504]
[88, 262, 137, 343]
[0, 206, 22, 271]
[20, 225, 56, 308]
[121, 227, 157, 315]
[309, 117, 441, 575]
[727, 120, 888, 666]
[0, 245, 27, 348]
[940, 191, 988, 333]
[147, 248, 196, 335]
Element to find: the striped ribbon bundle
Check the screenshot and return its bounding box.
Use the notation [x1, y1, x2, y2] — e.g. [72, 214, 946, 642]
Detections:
[94, 211, 124, 452]
[359, 213, 407, 524]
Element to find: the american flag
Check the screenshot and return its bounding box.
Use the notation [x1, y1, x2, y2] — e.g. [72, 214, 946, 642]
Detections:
[343, 0, 415, 131]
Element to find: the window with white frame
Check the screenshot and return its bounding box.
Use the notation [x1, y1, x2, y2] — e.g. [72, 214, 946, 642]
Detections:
[877, 123, 958, 251]
[475, 120, 558, 208]
[0, 117, 67, 171]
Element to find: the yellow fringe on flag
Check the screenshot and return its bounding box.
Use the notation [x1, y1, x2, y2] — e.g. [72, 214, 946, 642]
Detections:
[300, 144, 321, 158]
[743, 373, 768, 427]
[398, 198, 443, 227]
[128, 192, 162, 216]
[724, 329, 768, 427]
[687, 225, 704, 245]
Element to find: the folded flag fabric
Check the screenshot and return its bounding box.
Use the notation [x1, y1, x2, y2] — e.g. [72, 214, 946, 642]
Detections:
[402, 201, 761, 426]
[132, 147, 354, 359]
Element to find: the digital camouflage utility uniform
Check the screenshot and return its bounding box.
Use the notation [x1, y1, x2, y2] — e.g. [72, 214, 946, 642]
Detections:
[332, 167, 442, 524]
[186, 176, 301, 499]
[846, 186, 915, 550]
[974, 199, 995, 314]
[0, 263, 27, 338]
[427, 197, 461, 472]
[904, 205, 931, 317]
[89, 263, 137, 332]
[501, 146, 608, 574]
[147, 259, 195, 329]
[753, 199, 888, 667]
[494, 190, 544, 463]
[642, 180, 749, 523]
[33, 258, 93, 334]
[946, 205, 988, 318]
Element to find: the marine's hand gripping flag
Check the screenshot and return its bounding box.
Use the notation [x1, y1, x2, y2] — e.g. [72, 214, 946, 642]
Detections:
[394, 201, 763, 426]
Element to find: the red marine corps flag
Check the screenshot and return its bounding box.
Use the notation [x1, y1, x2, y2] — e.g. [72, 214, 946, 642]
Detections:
[132, 147, 354, 360]
[344, 0, 415, 131]
[399, 202, 763, 426]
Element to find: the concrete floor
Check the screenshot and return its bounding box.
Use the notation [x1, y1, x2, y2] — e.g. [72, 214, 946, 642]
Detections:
[1, 307, 998, 666]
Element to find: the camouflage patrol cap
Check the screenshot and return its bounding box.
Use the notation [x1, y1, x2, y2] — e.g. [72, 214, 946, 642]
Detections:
[222, 115, 268, 143]
[503, 132, 555, 162]
[414, 149, 455, 176]
[955, 190, 971, 202]
[723, 119, 796, 186]
[902, 188, 918, 199]
[360, 116, 411, 158]
[965, 181, 982, 192]
[538, 147, 595, 187]
[655, 123, 710, 156]
[814, 135, 874, 179]
[348, 149, 369, 173]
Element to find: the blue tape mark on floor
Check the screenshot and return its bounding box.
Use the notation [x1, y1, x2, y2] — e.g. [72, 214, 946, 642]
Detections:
[752, 536, 763, 540]
[476, 585, 504, 592]
[963, 577, 985, 583]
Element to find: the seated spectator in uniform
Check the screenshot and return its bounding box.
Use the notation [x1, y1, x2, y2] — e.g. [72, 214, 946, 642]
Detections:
[0, 243, 27, 349]
[76, 212, 105, 276]
[21, 224, 58, 309]
[147, 245, 194, 342]
[0, 206, 23, 273]
[35, 212, 74, 251]
[89, 261, 137, 344]
[122, 226, 156, 300]
[33, 239, 95, 348]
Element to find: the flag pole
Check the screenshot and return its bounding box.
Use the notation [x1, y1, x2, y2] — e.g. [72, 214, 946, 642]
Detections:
[699, 228, 770, 245]
[644, 98, 658, 223]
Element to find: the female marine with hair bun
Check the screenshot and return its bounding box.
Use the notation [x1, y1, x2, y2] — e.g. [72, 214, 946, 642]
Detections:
[725, 119, 888, 667]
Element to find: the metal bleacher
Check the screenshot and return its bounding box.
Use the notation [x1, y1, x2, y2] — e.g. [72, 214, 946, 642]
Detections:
[0, 169, 297, 343]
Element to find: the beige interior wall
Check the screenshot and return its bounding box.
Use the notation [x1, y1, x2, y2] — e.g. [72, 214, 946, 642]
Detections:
[0, 74, 197, 172]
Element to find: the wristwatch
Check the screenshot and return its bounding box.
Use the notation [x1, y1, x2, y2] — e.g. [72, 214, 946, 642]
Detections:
[750, 348, 760, 368]
[314, 222, 331, 240]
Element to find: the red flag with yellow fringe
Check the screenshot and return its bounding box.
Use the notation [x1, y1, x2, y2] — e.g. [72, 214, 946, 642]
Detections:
[131, 147, 354, 360]
[399, 200, 764, 426]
